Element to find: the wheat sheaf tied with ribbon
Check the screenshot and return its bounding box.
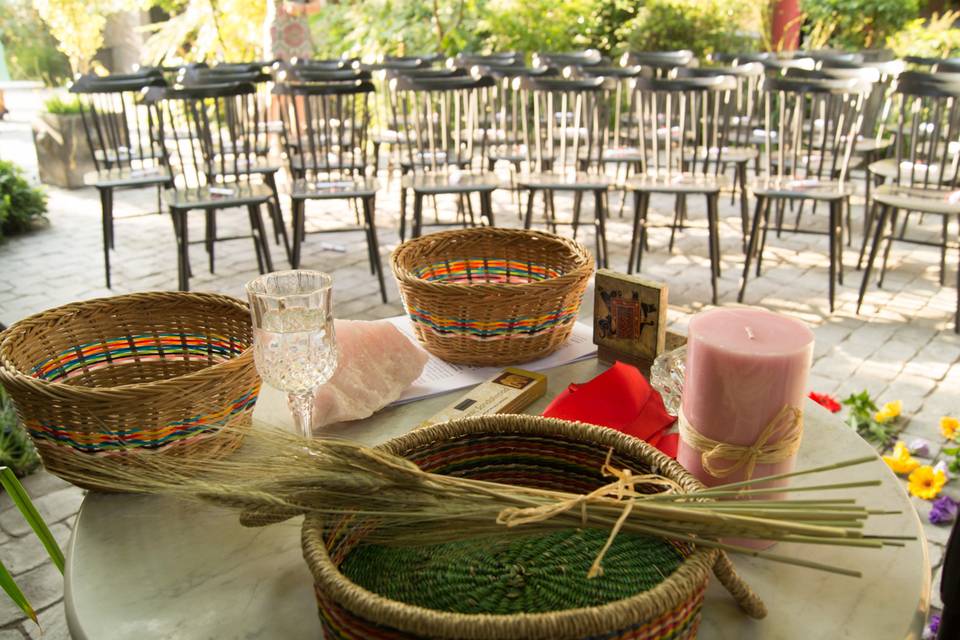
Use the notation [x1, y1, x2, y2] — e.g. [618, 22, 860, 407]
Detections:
[54, 422, 908, 620]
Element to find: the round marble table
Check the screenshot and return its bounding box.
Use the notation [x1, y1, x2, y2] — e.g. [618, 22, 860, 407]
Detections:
[64, 359, 930, 639]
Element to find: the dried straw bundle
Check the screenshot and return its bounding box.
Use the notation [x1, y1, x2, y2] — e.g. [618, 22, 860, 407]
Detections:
[52, 419, 907, 581]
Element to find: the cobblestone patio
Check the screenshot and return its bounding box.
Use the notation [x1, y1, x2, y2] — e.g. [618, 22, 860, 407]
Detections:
[1, 88, 958, 636]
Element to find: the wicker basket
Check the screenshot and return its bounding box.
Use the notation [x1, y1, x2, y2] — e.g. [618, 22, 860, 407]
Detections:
[391, 229, 593, 366]
[303, 415, 765, 640]
[0, 292, 259, 491]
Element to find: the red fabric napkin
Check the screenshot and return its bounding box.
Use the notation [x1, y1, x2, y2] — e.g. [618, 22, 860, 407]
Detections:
[542, 361, 679, 458]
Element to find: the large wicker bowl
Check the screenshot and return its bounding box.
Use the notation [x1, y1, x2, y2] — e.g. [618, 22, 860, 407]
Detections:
[0, 292, 259, 491]
[303, 415, 759, 640]
[391, 228, 593, 366]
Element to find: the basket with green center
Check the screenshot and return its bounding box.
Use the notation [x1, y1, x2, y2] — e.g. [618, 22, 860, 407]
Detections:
[302, 415, 764, 640]
[391, 228, 593, 366]
[0, 291, 259, 491]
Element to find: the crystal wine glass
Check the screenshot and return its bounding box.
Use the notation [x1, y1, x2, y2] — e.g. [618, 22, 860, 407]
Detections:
[245, 270, 337, 439]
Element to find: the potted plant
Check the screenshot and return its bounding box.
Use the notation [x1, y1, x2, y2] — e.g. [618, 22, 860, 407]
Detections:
[30, 94, 99, 189]
[0, 160, 47, 239]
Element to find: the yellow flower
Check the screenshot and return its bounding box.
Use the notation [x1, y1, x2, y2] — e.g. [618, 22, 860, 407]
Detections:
[874, 400, 903, 424]
[883, 441, 920, 475]
[941, 416, 960, 441]
[908, 465, 947, 500]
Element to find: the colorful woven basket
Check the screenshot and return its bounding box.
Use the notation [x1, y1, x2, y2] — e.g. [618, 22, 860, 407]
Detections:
[0, 292, 259, 491]
[302, 415, 765, 640]
[391, 228, 593, 366]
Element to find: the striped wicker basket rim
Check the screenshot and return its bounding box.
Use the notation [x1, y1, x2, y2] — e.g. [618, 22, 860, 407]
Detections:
[391, 228, 594, 294]
[302, 415, 719, 640]
[0, 291, 253, 395]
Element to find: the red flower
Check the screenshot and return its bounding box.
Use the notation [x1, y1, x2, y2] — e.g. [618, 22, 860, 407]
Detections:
[809, 391, 841, 413]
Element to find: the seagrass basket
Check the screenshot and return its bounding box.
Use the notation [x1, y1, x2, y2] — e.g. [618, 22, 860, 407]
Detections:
[303, 415, 765, 640]
[0, 292, 259, 491]
[391, 228, 593, 366]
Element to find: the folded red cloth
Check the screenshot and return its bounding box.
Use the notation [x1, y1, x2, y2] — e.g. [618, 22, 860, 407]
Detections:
[542, 361, 678, 458]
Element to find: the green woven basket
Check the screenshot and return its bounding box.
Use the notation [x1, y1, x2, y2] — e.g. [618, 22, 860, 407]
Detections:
[302, 415, 765, 640]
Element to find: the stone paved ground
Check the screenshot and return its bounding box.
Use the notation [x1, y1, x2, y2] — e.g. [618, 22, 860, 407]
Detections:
[2, 88, 959, 636]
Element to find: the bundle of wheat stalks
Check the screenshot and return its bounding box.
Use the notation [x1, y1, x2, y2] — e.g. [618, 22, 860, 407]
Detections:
[59, 425, 908, 579]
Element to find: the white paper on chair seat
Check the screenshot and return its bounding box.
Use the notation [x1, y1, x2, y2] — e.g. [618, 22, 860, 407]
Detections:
[385, 316, 597, 405]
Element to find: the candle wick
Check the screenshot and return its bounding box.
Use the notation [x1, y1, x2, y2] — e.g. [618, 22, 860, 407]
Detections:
[745, 326, 755, 340]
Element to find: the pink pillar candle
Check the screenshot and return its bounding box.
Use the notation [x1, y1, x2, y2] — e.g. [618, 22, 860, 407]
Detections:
[677, 307, 814, 489]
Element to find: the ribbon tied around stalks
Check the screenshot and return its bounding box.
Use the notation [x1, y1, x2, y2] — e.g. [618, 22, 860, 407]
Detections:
[497, 449, 682, 578]
[678, 405, 803, 480]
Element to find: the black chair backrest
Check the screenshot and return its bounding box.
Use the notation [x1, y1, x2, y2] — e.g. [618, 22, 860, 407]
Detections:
[288, 57, 360, 71]
[452, 52, 524, 68]
[886, 73, 960, 190]
[69, 74, 168, 174]
[388, 75, 496, 176]
[759, 76, 867, 185]
[620, 50, 696, 76]
[802, 49, 865, 66]
[280, 67, 372, 83]
[627, 75, 739, 177]
[517, 76, 612, 175]
[533, 50, 608, 69]
[678, 63, 764, 147]
[157, 82, 264, 190]
[386, 67, 468, 81]
[274, 80, 375, 182]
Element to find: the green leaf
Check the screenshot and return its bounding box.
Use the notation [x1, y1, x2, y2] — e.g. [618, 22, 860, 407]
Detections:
[0, 559, 36, 625]
[0, 468, 64, 573]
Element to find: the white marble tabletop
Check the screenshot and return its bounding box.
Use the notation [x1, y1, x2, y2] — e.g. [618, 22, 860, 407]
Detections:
[64, 358, 930, 639]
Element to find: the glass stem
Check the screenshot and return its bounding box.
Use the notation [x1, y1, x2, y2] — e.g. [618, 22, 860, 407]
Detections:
[288, 391, 315, 440]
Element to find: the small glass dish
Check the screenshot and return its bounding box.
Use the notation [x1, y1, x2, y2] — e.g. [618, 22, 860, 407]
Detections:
[650, 345, 686, 417]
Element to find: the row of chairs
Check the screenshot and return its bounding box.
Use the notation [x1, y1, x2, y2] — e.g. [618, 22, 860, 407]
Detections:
[69, 50, 960, 330]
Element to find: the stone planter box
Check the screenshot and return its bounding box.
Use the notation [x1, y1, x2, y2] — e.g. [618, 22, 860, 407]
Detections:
[31, 112, 96, 189]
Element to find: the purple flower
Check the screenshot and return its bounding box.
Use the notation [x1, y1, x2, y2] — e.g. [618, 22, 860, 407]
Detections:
[923, 614, 940, 640]
[929, 496, 958, 526]
[909, 438, 933, 458]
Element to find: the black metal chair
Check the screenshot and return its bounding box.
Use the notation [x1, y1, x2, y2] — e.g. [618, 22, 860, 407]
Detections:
[389, 74, 498, 240]
[533, 50, 608, 69]
[179, 67, 289, 256]
[738, 76, 867, 312]
[70, 73, 173, 288]
[156, 82, 276, 291]
[274, 80, 387, 302]
[858, 74, 960, 332]
[514, 76, 614, 267]
[619, 50, 696, 77]
[624, 75, 740, 304]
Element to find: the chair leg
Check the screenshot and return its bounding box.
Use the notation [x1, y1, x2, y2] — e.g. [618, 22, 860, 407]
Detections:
[739, 196, 765, 304]
[98, 187, 113, 288]
[628, 190, 642, 274]
[844, 197, 853, 247]
[878, 208, 899, 289]
[413, 192, 424, 239]
[291, 199, 304, 269]
[737, 162, 749, 252]
[547, 191, 557, 234]
[465, 192, 476, 227]
[828, 200, 839, 313]
[172, 207, 190, 292]
[706, 194, 720, 305]
[594, 189, 609, 269]
[756, 198, 773, 277]
[205, 209, 216, 274]
[480, 191, 494, 228]
[363, 196, 388, 303]
[942, 215, 949, 286]
[668, 195, 683, 252]
[524, 189, 536, 230]
[399, 182, 408, 242]
[857, 204, 892, 314]
[857, 200, 879, 270]
[572, 191, 583, 239]
[616, 164, 631, 219]
[247, 204, 269, 274]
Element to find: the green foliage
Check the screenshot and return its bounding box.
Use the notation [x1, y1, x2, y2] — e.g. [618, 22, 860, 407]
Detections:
[582, 0, 640, 56]
[801, 0, 919, 50]
[0, 0, 71, 86]
[478, 0, 594, 55]
[0, 466, 64, 626]
[841, 390, 899, 446]
[43, 95, 83, 115]
[0, 389, 40, 478]
[0, 161, 47, 240]
[623, 0, 757, 58]
[887, 11, 960, 59]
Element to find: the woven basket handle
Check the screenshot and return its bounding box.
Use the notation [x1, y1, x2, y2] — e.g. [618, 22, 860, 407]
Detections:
[712, 552, 767, 619]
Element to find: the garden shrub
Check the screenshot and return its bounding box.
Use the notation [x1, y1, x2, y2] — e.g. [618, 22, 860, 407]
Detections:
[887, 11, 960, 59]
[0, 161, 47, 240]
[43, 95, 83, 116]
[801, 0, 919, 50]
[623, 0, 757, 58]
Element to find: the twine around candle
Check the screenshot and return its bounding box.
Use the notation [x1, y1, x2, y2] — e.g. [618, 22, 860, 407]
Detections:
[678, 406, 803, 480]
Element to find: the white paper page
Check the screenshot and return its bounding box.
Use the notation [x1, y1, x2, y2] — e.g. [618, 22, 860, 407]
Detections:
[386, 315, 597, 404]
